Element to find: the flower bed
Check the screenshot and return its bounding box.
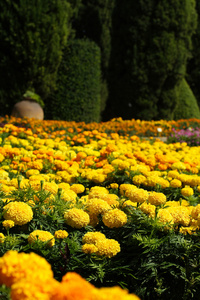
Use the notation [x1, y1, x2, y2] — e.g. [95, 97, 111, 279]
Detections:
[0, 117, 200, 299]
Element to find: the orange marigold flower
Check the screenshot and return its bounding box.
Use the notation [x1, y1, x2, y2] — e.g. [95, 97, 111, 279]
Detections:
[11, 277, 59, 300]
[92, 286, 141, 300]
[51, 272, 95, 300]
[0, 250, 54, 287]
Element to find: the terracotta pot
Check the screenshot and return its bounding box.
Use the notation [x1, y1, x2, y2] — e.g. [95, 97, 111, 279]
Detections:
[11, 100, 44, 120]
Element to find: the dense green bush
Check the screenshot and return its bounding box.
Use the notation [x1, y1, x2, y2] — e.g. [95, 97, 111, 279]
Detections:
[46, 39, 101, 123]
[187, 1, 200, 108]
[0, 0, 71, 115]
[173, 78, 200, 120]
[103, 0, 197, 121]
[72, 0, 115, 114]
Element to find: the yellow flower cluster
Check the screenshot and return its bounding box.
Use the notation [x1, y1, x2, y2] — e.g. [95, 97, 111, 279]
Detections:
[82, 231, 121, 258]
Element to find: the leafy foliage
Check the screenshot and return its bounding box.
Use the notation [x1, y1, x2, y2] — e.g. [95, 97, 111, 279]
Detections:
[0, 0, 71, 115]
[46, 38, 101, 122]
[103, 0, 197, 121]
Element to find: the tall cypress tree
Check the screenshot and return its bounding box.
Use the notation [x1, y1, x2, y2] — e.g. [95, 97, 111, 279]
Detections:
[187, 0, 200, 108]
[73, 0, 115, 114]
[0, 0, 71, 115]
[103, 0, 197, 121]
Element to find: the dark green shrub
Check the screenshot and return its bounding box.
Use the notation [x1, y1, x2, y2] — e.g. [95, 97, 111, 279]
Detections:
[46, 39, 101, 123]
[0, 0, 71, 115]
[71, 0, 115, 115]
[187, 1, 200, 108]
[173, 78, 200, 120]
[103, 0, 197, 121]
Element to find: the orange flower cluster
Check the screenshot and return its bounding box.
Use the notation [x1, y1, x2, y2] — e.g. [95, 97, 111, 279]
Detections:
[0, 250, 140, 300]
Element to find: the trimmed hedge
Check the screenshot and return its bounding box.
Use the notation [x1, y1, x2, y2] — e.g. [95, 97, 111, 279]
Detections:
[46, 39, 101, 123]
[173, 78, 200, 120]
[0, 0, 70, 115]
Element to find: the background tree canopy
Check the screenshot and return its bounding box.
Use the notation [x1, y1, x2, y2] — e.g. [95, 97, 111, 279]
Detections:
[0, 0, 200, 121]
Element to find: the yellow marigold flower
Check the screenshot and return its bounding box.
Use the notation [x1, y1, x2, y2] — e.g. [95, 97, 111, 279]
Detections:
[27, 160, 43, 171]
[3, 201, 33, 225]
[139, 202, 156, 218]
[100, 193, 120, 207]
[102, 208, 127, 228]
[0, 170, 9, 180]
[26, 169, 40, 178]
[89, 173, 107, 184]
[148, 192, 166, 206]
[95, 238, 121, 258]
[82, 231, 106, 244]
[171, 162, 186, 170]
[132, 174, 146, 186]
[110, 183, 119, 189]
[2, 220, 15, 229]
[88, 212, 99, 227]
[143, 176, 158, 188]
[157, 209, 174, 228]
[167, 206, 191, 227]
[168, 170, 180, 179]
[54, 230, 69, 239]
[61, 189, 77, 202]
[82, 244, 98, 255]
[88, 186, 109, 199]
[179, 226, 197, 235]
[0, 233, 5, 244]
[156, 177, 170, 188]
[170, 179, 182, 188]
[92, 286, 141, 300]
[111, 159, 130, 170]
[181, 186, 194, 197]
[70, 184, 85, 194]
[0, 250, 54, 287]
[28, 230, 55, 247]
[57, 182, 71, 190]
[86, 198, 111, 216]
[64, 208, 90, 229]
[191, 204, 200, 219]
[122, 200, 137, 208]
[120, 184, 137, 196]
[127, 188, 149, 204]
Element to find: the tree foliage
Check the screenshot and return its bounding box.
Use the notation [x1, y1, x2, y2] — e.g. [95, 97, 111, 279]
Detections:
[103, 0, 197, 121]
[0, 0, 71, 115]
[46, 39, 101, 123]
[72, 0, 115, 114]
